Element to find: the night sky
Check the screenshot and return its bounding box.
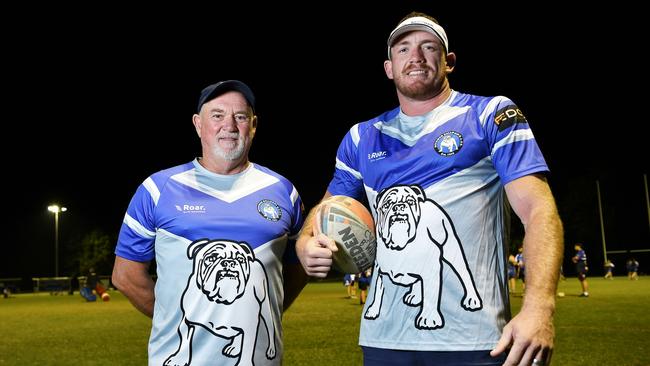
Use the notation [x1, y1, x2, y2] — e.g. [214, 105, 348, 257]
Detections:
[3, 4, 648, 279]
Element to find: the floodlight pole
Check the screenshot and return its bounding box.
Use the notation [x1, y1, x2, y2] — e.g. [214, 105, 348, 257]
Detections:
[596, 180, 608, 262]
[47, 205, 67, 277]
[643, 174, 650, 232]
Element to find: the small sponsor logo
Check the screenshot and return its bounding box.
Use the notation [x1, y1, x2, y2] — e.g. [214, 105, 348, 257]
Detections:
[175, 204, 206, 214]
[368, 150, 388, 162]
[257, 199, 282, 221]
[494, 104, 527, 131]
[434, 131, 463, 156]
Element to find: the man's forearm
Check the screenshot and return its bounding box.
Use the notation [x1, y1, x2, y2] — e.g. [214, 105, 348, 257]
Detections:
[112, 257, 155, 318]
[121, 276, 155, 318]
[521, 204, 563, 313]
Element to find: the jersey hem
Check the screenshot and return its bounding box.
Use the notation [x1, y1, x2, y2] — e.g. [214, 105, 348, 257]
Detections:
[359, 339, 498, 351]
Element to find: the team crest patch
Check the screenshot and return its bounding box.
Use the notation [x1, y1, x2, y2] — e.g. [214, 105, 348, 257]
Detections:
[434, 131, 463, 156]
[257, 199, 282, 221]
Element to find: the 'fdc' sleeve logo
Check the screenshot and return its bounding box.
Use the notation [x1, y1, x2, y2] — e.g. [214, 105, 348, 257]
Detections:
[494, 105, 527, 131]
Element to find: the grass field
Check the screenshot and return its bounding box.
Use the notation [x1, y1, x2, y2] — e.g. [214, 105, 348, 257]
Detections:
[1, 277, 649, 365]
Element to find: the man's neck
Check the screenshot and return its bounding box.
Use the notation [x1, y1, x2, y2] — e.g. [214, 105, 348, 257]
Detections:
[198, 156, 250, 175]
[398, 85, 452, 116]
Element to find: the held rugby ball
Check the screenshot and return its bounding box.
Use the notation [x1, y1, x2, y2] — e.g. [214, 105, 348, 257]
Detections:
[314, 195, 376, 273]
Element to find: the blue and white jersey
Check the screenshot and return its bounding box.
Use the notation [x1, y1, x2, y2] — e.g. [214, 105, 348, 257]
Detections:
[115, 159, 303, 366]
[515, 253, 525, 268]
[575, 249, 587, 263]
[327, 90, 548, 351]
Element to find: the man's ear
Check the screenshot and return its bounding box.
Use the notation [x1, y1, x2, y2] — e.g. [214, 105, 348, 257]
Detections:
[192, 114, 202, 138]
[445, 52, 456, 73]
[250, 115, 257, 138]
[384, 60, 394, 80]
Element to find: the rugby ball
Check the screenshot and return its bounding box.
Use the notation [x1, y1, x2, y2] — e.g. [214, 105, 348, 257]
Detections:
[314, 195, 376, 273]
[101, 292, 111, 302]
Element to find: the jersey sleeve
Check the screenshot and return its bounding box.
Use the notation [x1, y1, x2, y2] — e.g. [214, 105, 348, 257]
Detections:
[482, 96, 549, 185]
[114, 176, 158, 262]
[326, 124, 365, 200]
[288, 184, 304, 238]
[283, 184, 305, 264]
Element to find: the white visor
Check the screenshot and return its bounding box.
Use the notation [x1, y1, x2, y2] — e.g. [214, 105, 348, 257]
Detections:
[387, 16, 448, 59]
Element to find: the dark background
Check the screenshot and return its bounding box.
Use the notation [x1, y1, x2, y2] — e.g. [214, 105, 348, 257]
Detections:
[2, 4, 648, 281]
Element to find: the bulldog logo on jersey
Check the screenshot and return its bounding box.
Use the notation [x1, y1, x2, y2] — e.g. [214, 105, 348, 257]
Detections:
[365, 185, 482, 330]
[164, 239, 276, 366]
[257, 199, 282, 221]
[433, 131, 463, 156]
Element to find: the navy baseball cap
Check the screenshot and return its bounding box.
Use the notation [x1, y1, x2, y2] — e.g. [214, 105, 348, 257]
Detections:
[197, 80, 256, 113]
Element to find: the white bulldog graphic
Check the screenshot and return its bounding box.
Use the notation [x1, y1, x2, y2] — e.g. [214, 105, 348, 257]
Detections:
[164, 239, 275, 366]
[365, 185, 482, 330]
[439, 135, 458, 152]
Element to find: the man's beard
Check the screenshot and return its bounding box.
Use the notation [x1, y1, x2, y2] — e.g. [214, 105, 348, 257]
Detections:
[394, 67, 441, 100]
[395, 77, 438, 100]
[212, 133, 246, 161]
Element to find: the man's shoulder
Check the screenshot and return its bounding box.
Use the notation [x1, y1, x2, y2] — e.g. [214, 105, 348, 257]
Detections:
[137, 161, 195, 193]
[357, 106, 401, 128]
[451, 91, 512, 109]
[150, 161, 195, 180]
[347, 106, 401, 139]
[249, 163, 297, 194]
[250, 163, 287, 180]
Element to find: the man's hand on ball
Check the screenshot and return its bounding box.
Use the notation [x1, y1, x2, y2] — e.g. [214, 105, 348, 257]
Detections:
[297, 233, 337, 277]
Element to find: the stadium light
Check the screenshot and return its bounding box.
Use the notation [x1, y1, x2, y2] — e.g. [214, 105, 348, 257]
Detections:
[47, 204, 67, 277]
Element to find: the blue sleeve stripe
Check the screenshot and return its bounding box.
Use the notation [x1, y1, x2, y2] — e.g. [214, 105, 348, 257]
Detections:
[335, 158, 362, 180]
[124, 213, 156, 238]
[143, 177, 160, 205]
[491, 129, 535, 156]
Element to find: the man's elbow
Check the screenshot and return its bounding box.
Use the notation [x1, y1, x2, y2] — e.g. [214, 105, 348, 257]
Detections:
[111, 262, 132, 292]
[111, 271, 124, 291]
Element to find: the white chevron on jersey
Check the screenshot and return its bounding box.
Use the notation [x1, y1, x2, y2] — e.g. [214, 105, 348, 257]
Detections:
[170, 165, 279, 203]
[373, 105, 470, 146]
